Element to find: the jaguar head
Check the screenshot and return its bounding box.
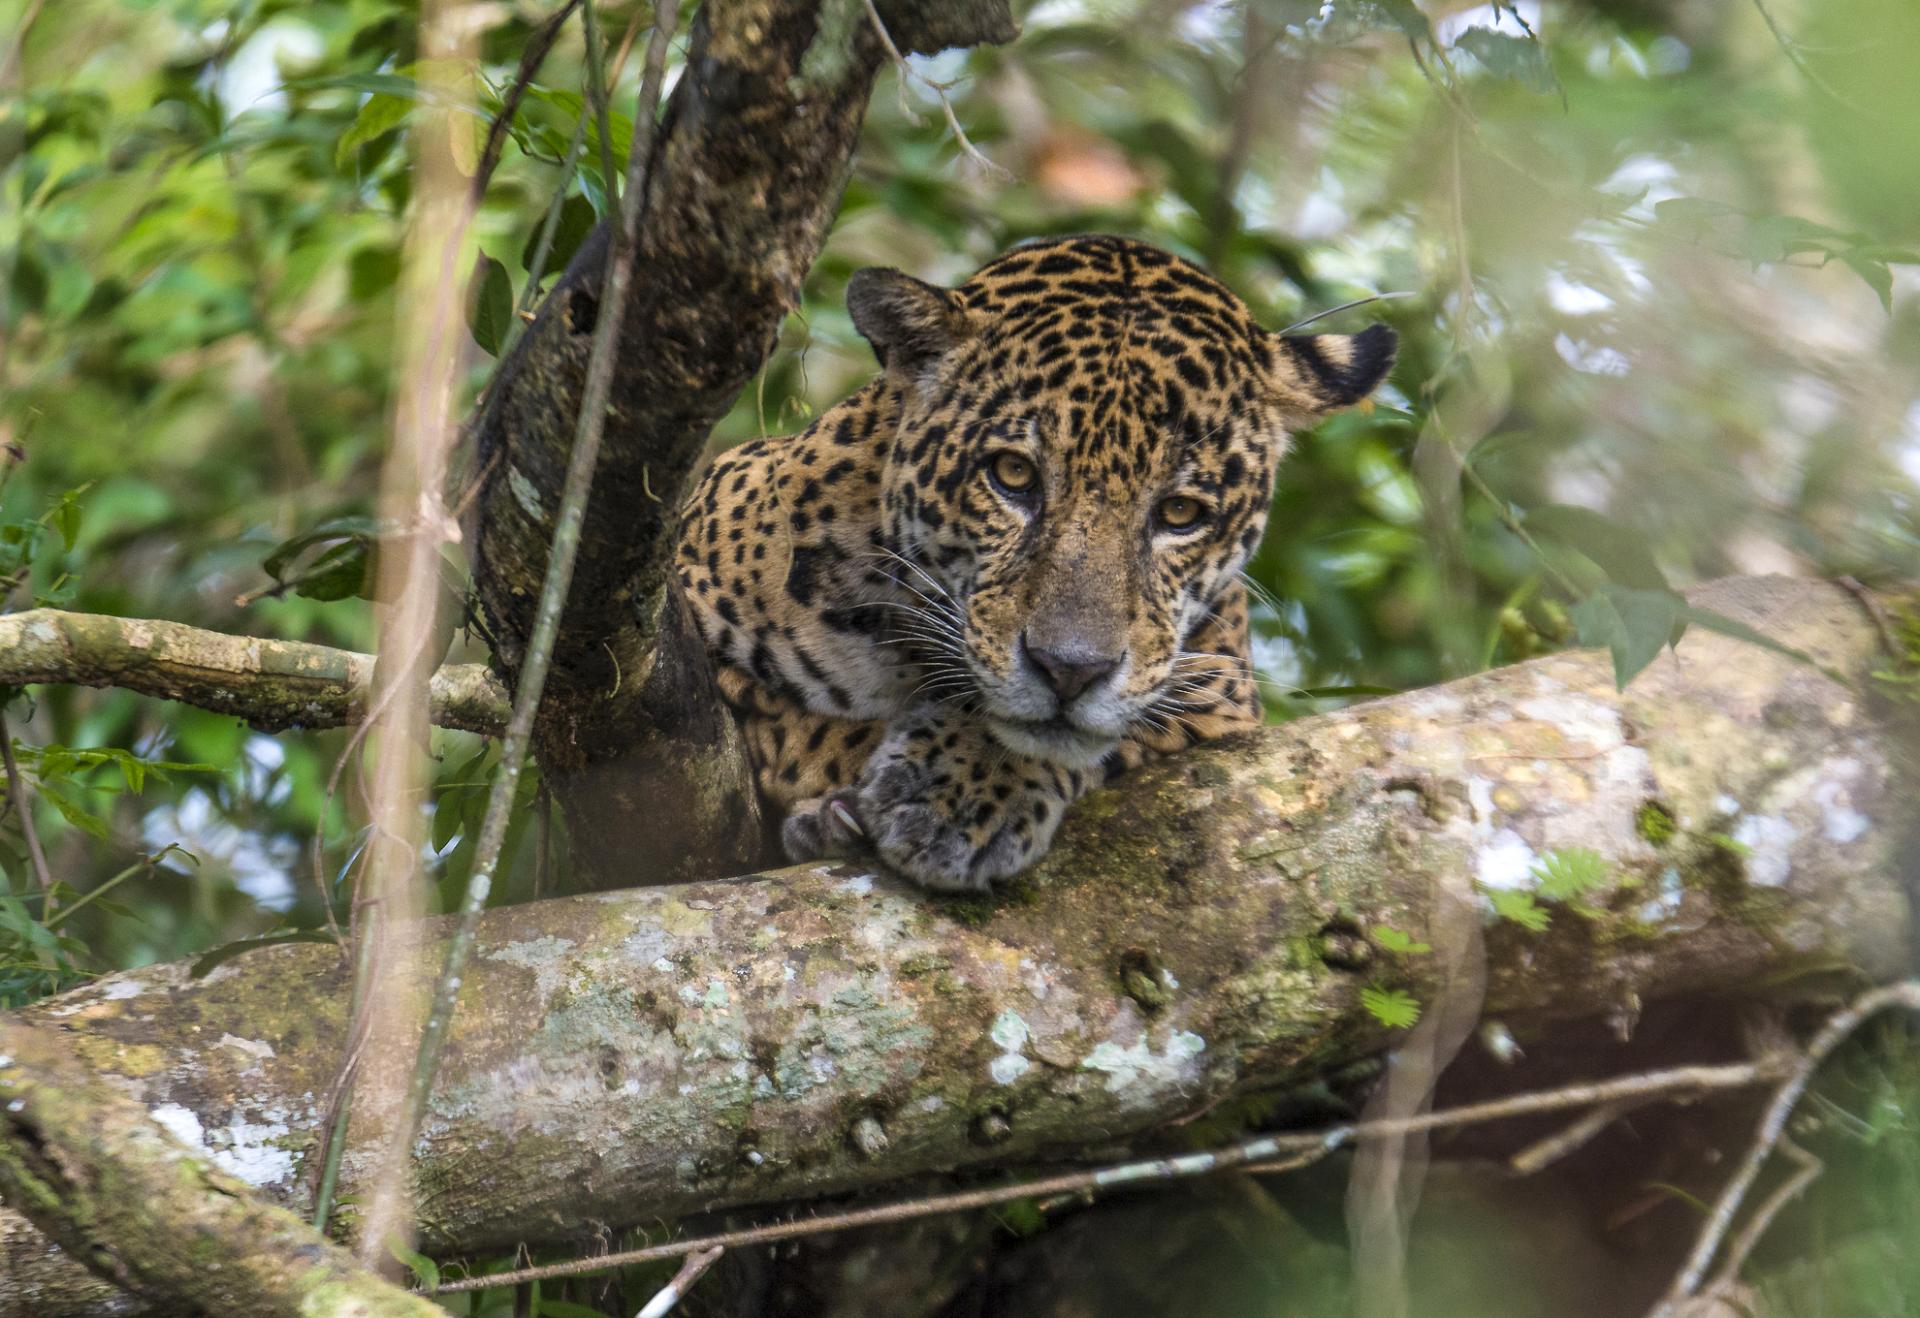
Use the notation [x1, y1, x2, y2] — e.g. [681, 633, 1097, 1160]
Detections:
[850, 235, 1395, 767]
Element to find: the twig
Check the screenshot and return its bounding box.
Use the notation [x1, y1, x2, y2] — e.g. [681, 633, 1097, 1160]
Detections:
[1704, 1138, 1821, 1299]
[472, 0, 586, 207]
[580, 0, 622, 213]
[0, 713, 53, 902]
[430, 1058, 1779, 1295]
[1747, 0, 1876, 118]
[1649, 980, 1920, 1316]
[1507, 1097, 1645, 1176]
[382, 0, 684, 1227]
[860, 0, 1006, 176]
[634, 1246, 723, 1318]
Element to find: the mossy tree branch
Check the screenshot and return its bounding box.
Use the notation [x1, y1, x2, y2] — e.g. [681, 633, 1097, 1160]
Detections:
[0, 576, 1908, 1317]
[0, 608, 507, 735]
[0, 1018, 440, 1318]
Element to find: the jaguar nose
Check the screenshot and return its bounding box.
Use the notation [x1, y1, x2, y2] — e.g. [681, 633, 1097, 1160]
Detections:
[1021, 635, 1120, 703]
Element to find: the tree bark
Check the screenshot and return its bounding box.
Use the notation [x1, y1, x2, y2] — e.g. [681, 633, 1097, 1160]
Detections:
[0, 576, 1908, 1317]
[467, 0, 1018, 885]
[0, 609, 507, 735]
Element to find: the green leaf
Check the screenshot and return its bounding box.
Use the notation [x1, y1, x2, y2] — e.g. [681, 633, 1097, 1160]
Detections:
[334, 92, 412, 169]
[521, 193, 598, 284]
[1361, 985, 1422, 1029]
[1453, 27, 1558, 94]
[292, 539, 370, 602]
[40, 787, 109, 839]
[1571, 586, 1683, 689]
[50, 489, 84, 551]
[1531, 847, 1612, 901]
[1525, 505, 1670, 592]
[1488, 888, 1550, 931]
[190, 929, 338, 978]
[261, 517, 380, 582]
[466, 252, 513, 357]
[1373, 926, 1432, 955]
[385, 1238, 438, 1291]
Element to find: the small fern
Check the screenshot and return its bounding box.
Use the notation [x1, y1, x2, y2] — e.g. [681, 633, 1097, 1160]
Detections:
[1373, 926, 1432, 955]
[1361, 985, 1422, 1029]
[1531, 847, 1612, 901]
[1488, 888, 1551, 931]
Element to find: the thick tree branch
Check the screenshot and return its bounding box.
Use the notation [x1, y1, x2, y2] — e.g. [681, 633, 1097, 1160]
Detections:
[0, 1018, 440, 1317]
[0, 608, 508, 735]
[0, 576, 1908, 1316]
[468, 0, 1017, 883]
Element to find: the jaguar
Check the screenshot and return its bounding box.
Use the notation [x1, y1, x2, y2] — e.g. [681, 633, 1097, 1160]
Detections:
[676, 234, 1395, 891]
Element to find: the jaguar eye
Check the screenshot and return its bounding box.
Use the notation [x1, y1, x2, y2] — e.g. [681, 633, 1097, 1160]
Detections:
[988, 451, 1039, 496]
[1156, 495, 1208, 530]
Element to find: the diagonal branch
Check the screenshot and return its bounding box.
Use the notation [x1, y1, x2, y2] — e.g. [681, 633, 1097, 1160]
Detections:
[0, 608, 508, 735]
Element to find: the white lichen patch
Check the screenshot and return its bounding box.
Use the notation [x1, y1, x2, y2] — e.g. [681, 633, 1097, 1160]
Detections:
[216, 1034, 276, 1071]
[46, 975, 151, 1016]
[507, 465, 547, 521]
[987, 1009, 1031, 1086]
[1731, 813, 1799, 887]
[1810, 760, 1870, 844]
[1475, 829, 1537, 891]
[1713, 793, 1741, 817]
[150, 1102, 297, 1188]
[1081, 1030, 1206, 1093]
[1514, 692, 1626, 750]
[990, 1054, 1031, 1084]
[482, 935, 578, 999]
[837, 873, 876, 896]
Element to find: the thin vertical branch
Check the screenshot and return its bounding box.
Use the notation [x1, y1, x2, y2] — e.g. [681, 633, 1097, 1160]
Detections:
[0, 713, 52, 901]
[375, 0, 683, 1246]
[581, 0, 622, 214]
[349, 0, 485, 1267]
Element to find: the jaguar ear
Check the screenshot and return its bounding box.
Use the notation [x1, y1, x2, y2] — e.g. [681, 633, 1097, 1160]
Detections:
[846, 268, 973, 380]
[1267, 323, 1398, 419]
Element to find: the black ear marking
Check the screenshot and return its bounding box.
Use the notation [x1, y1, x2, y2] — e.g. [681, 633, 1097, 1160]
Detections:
[1273, 323, 1398, 414]
[846, 268, 972, 377]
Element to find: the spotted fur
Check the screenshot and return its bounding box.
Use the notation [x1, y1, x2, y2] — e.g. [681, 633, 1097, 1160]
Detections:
[676, 235, 1395, 890]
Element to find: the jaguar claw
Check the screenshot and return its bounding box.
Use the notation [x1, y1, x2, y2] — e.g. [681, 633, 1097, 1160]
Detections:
[829, 798, 865, 838]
